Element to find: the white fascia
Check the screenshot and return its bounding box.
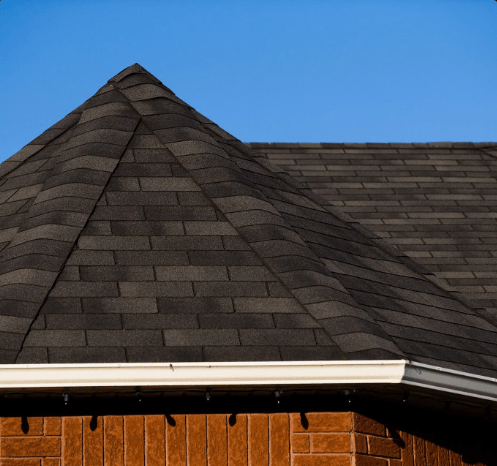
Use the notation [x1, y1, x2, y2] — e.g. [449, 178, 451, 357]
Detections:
[1, 360, 497, 403]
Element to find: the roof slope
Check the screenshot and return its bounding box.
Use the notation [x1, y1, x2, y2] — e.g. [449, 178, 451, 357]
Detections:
[1, 65, 497, 377]
[249, 143, 497, 318]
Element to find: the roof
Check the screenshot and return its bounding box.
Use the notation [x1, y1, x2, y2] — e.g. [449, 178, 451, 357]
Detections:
[248, 143, 497, 317]
[1, 64, 497, 380]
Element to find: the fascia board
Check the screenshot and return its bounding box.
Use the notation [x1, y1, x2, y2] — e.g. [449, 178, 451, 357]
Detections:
[1, 360, 497, 403]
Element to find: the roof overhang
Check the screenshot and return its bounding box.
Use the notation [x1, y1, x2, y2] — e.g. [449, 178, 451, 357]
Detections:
[1, 359, 497, 403]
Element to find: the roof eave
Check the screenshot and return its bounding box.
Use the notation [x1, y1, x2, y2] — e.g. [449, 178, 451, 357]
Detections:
[1, 360, 496, 403]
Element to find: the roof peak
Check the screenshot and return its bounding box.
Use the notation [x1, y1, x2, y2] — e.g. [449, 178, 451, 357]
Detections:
[106, 63, 175, 96]
[1, 66, 497, 376]
[108, 63, 151, 83]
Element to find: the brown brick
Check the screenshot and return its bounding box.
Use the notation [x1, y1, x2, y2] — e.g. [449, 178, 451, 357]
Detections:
[354, 455, 387, 466]
[367, 437, 400, 459]
[311, 433, 351, 454]
[269, 414, 289, 466]
[353, 415, 386, 437]
[292, 434, 310, 453]
[1, 437, 61, 457]
[124, 416, 144, 466]
[413, 437, 426, 465]
[437, 445, 450, 466]
[44, 418, 61, 436]
[1, 460, 40, 466]
[228, 414, 247, 466]
[63, 417, 83, 466]
[292, 413, 351, 433]
[42, 460, 60, 466]
[187, 415, 206, 466]
[104, 416, 123, 466]
[208, 415, 227, 466]
[353, 434, 367, 454]
[293, 454, 350, 466]
[1, 417, 43, 436]
[0, 460, 41, 466]
[389, 461, 402, 466]
[400, 431, 414, 466]
[84, 416, 103, 466]
[145, 415, 165, 466]
[249, 414, 269, 466]
[166, 415, 186, 466]
[425, 440, 439, 465]
[449, 450, 462, 466]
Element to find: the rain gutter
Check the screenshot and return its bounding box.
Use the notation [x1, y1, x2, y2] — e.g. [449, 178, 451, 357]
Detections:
[1, 360, 496, 402]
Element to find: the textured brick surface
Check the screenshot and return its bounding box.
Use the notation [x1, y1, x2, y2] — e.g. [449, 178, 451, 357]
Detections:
[166, 415, 186, 466]
[292, 413, 352, 433]
[293, 455, 350, 466]
[1, 438, 60, 457]
[83, 416, 103, 466]
[354, 456, 387, 466]
[44, 418, 61, 437]
[124, 416, 144, 466]
[0, 411, 495, 465]
[62, 417, 82, 466]
[292, 434, 310, 453]
[311, 434, 350, 453]
[104, 416, 123, 466]
[353, 414, 386, 437]
[0, 418, 43, 436]
[187, 415, 206, 466]
[291, 412, 352, 466]
[144, 416, 165, 466]
[367, 436, 400, 459]
[228, 414, 247, 466]
[270, 414, 290, 466]
[249, 414, 269, 466]
[207, 415, 227, 466]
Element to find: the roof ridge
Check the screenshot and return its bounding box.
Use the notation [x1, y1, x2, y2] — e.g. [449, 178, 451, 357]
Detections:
[106, 69, 406, 359]
[0, 110, 83, 182]
[108, 63, 176, 96]
[4, 64, 497, 374]
[1, 94, 141, 363]
[106, 75, 355, 360]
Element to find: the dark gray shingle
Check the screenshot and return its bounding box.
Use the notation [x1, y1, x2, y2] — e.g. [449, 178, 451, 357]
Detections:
[1, 64, 496, 376]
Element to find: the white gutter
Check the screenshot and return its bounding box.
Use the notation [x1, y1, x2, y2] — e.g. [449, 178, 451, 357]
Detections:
[1, 360, 496, 403]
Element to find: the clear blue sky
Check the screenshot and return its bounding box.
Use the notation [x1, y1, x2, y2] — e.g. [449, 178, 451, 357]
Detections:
[1, 0, 496, 162]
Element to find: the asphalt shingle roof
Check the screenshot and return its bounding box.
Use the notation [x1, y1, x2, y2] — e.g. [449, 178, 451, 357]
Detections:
[2, 64, 497, 377]
[248, 143, 497, 318]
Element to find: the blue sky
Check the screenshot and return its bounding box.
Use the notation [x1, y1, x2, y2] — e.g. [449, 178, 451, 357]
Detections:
[1, 0, 496, 162]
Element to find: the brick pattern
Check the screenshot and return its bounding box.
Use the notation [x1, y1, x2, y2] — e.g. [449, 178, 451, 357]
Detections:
[352, 412, 496, 466]
[353, 413, 400, 466]
[1, 411, 496, 465]
[0, 413, 289, 466]
[0, 417, 62, 466]
[250, 142, 497, 319]
[291, 413, 352, 466]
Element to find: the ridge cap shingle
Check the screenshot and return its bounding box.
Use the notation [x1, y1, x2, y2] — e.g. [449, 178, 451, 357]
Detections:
[2, 65, 497, 376]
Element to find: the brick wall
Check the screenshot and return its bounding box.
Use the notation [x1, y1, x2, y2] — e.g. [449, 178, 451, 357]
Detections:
[0, 414, 290, 466]
[0, 417, 61, 466]
[0, 411, 494, 465]
[352, 412, 495, 466]
[291, 413, 352, 466]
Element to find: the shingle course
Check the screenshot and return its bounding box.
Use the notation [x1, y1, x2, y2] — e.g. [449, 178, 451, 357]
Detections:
[1, 65, 496, 374]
